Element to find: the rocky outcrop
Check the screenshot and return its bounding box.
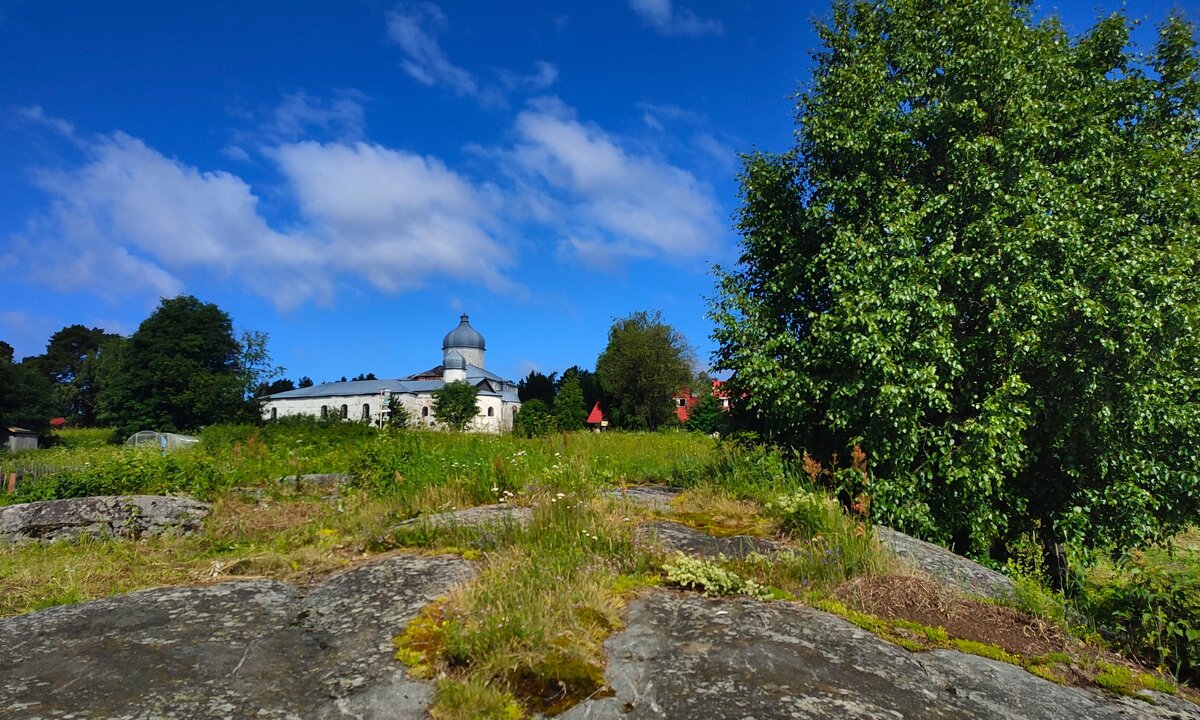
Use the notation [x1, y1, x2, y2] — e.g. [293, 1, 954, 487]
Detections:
[0, 495, 210, 544]
[638, 520, 785, 559]
[562, 590, 1199, 720]
[392, 502, 532, 529]
[875, 525, 1015, 601]
[604, 485, 681, 512]
[0, 553, 475, 719]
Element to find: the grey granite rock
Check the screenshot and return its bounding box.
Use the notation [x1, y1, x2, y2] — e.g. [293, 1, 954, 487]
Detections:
[0, 553, 475, 720]
[638, 520, 785, 559]
[562, 591, 1199, 720]
[603, 485, 681, 512]
[0, 495, 210, 544]
[392, 502, 532, 529]
[876, 525, 1015, 601]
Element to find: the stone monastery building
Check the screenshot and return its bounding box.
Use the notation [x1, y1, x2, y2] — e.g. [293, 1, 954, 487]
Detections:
[262, 315, 521, 433]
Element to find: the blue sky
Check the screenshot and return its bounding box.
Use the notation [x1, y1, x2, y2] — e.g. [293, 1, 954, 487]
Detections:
[0, 0, 1190, 385]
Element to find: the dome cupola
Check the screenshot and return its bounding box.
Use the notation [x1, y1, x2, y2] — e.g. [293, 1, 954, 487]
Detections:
[442, 314, 486, 368]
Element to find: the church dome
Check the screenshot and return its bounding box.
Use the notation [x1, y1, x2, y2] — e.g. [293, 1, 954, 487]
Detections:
[444, 350, 466, 370]
[443, 314, 486, 350]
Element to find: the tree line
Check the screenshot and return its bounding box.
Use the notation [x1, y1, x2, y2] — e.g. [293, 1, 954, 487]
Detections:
[513, 310, 726, 436]
[1, 296, 281, 441]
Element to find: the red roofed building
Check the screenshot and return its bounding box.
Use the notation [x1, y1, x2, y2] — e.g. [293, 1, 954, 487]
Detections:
[673, 380, 731, 423]
[586, 402, 608, 431]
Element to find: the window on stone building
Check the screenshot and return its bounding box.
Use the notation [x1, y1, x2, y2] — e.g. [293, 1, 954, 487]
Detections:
[487, 407, 494, 417]
[422, 407, 429, 417]
[362, 404, 370, 420]
[341, 404, 348, 419]
[271, 407, 277, 420]
[321, 406, 328, 419]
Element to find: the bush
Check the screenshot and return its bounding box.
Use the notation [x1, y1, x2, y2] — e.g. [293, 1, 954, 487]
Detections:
[513, 400, 554, 438]
[1082, 547, 1200, 683]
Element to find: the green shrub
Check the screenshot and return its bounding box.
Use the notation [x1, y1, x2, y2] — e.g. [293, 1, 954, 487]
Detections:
[1082, 547, 1200, 682]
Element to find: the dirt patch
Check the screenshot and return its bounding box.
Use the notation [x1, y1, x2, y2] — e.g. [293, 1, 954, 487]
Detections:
[836, 574, 1067, 658]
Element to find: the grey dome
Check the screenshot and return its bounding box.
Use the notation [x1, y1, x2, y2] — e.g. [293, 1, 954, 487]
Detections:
[442, 314, 486, 350]
[444, 350, 466, 370]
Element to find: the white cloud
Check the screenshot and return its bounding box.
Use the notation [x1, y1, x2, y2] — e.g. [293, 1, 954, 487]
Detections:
[386, 3, 479, 97]
[15, 105, 78, 141]
[271, 140, 516, 294]
[629, 0, 723, 37]
[4, 129, 519, 310]
[498, 61, 559, 94]
[8, 132, 329, 307]
[506, 98, 723, 263]
[268, 91, 366, 142]
[386, 3, 556, 106]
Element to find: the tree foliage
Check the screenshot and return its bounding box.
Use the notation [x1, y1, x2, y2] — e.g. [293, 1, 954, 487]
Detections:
[559, 365, 601, 412]
[711, 1, 1200, 562]
[97, 296, 260, 438]
[0, 343, 56, 434]
[596, 310, 694, 430]
[686, 390, 730, 436]
[553, 376, 587, 431]
[27, 324, 120, 425]
[513, 398, 554, 437]
[432, 380, 480, 431]
[518, 370, 558, 407]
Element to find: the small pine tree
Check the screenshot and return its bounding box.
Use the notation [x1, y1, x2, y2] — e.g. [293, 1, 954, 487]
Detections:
[553, 377, 586, 431]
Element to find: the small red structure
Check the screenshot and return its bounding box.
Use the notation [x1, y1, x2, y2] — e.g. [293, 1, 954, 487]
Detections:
[50, 417, 67, 428]
[586, 402, 607, 430]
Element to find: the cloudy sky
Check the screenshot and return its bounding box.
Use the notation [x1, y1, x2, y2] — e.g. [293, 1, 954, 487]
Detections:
[0, 0, 1187, 384]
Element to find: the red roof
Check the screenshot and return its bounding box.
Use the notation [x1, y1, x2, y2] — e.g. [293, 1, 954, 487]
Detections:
[586, 402, 605, 424]
[50, 417, 67, 427]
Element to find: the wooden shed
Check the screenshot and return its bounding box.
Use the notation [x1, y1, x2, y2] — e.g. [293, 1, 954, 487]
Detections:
[2, 427, 38, 452]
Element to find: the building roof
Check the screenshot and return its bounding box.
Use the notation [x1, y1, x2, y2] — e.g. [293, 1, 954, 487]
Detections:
[444, 350, 466, 369]
[442, 314, 486, 350]
[265, 370, 519, 403]
[586, 402, 605, 424]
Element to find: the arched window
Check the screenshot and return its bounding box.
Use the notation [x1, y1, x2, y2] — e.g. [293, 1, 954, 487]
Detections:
[320, 405, 328, 419]
[422, 407, 429, 417]
[362, 404, 370, 420]
[270, 407, 277, 420]
[487, 407, 494, 417]
[340, 404, 348, 419]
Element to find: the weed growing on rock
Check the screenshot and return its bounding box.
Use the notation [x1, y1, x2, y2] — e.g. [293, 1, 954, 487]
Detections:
[662, 553, 772, 599]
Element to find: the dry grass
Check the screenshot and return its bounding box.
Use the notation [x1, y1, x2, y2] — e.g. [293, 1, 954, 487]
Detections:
[0, 491, 400, 617]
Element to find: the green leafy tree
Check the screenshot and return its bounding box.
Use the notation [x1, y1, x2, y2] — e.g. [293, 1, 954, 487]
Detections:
[711, 1, 1200, 569]
[686, 390, 730, 436]
[517, 370, 558, 407]
[27, 324, 120, 425]
[257, 378, 296, 397]
[432, 380, 479, 431]
[0, 342, 56, 434]
[513, 399, 554, 437]
[97, 296, 260, 438]
[298, 376, 314, 388]
[596, 311, 694, 430]
[553, 376, 587, 431]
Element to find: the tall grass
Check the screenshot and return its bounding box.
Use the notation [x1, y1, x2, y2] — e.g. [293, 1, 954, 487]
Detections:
[396, 496, 658, 716]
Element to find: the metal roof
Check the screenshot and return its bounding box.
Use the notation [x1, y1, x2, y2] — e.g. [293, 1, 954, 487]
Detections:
[265, 373, 516, 402]
[442, 314, 486, 350]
